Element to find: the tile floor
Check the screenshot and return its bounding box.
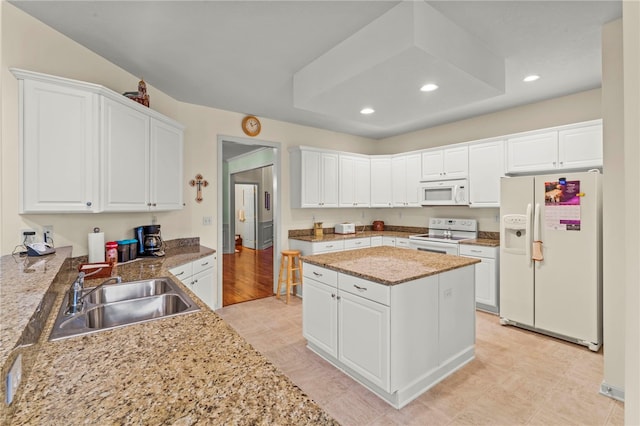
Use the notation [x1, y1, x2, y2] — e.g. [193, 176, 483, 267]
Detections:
[216, 297, 624, 425]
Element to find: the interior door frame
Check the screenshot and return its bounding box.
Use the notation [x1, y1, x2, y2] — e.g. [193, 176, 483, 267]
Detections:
[217, 134, 281, 308]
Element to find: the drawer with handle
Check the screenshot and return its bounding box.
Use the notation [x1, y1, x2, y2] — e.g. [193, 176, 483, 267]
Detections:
[169, 263, 192, 281]
[344, 238, 370, 250]
[303, 263, 338, 287]
[339, 273, 390, 306]
[313, 240, 345, 253]
[458, 245, 498, 259]
[193, 254, 216, 275]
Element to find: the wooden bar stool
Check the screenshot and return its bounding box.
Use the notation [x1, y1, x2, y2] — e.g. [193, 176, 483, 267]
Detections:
[277, 250, 302, 304]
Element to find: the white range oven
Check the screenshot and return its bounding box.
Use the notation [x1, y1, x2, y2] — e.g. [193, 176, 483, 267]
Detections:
[409, 218, 478, 255]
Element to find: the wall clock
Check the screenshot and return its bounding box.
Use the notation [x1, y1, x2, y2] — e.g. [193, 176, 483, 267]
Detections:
[242, 115, 261, 137]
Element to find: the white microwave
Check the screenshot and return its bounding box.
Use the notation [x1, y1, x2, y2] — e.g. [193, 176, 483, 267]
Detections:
[419, 179, 469, 206]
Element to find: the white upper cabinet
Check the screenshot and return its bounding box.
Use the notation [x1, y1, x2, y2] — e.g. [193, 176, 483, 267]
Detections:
[506, 120, 602, 174]
[102, 97, 150, 211]
[19, 77, 100, 213]
[370, 156, 393, 208]
[506, 131, 558, 173]
[391, 153, 421, 207]
[558, 123, 603, 170]
[150, 119, 184, 210]
[12, 68, 185, 213]
[290, 147, 339, 208]
[421, 145, 468, 181]
[339, 154, 370, 207]
[468, 139, 504, 208]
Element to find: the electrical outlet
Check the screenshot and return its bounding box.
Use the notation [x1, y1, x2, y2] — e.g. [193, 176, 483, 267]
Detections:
[202, 216, 213, 226]
[43, 225, 53, 243]
[6, 354, 22, 404]
[20, 229, 36, 245]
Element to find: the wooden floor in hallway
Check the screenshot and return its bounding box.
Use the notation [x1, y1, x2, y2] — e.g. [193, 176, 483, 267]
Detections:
[222, 246, 274, 306]
[217, 297, 625, 426]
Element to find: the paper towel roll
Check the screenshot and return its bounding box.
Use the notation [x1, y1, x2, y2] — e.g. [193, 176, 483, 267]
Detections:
[88, 232, 105, 263]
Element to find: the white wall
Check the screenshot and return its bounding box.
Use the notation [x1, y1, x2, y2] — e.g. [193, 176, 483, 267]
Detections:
[373, 89, 601, 155]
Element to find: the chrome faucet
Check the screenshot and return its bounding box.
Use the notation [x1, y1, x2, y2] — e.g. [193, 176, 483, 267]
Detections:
[66, 273, 122, 315]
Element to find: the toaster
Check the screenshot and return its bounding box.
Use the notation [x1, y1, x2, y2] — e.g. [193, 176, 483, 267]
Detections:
[334, 223, 356, 234]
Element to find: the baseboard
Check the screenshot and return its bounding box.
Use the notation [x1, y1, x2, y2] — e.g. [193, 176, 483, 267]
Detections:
[600, 381, 625, 402]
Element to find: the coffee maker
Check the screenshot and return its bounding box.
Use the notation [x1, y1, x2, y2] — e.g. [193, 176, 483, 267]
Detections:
[134, 225, 165, 257]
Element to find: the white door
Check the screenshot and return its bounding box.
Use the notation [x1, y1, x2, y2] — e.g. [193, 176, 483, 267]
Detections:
[533, 172, 601, 343]
[506, 132, 558, 174]
[338, 291, 390, 392]
[22, 79, 99, 212]
[421, 149, 444, 181]
[150, 118, 183, 210]
[558, 124, 603, 170]
[235, 184, 257, 249]
[499, 176, 535, 326]
[102, 97, 150, 211]
[442, 146, 469, 179]
[468, 140, 504, 207]
[302, 279, 338, 358]
[191, 267, 216, 310]
[370, 157, 393, 207]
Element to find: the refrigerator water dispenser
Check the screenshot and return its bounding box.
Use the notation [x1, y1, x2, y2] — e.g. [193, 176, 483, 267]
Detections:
[502, 214, 528, 254]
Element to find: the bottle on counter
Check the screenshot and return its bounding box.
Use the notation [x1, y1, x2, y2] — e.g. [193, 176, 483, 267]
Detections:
[106, 241, 118, 265]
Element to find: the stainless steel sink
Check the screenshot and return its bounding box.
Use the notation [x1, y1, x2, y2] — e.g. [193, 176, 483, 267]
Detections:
[85, 294, 189, 329]
[50, 277, 200, 340]
[86, 278, 171, 304]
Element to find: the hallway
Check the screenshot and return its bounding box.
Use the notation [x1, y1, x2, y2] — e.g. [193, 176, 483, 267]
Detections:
[222, 246, 274, 306]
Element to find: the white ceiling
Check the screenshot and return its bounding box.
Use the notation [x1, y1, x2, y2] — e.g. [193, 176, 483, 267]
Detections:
[10, 0, 621, 140]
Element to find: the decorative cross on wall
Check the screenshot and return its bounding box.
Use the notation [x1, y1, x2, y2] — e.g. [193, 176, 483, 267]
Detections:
[189, 174, 209, 203]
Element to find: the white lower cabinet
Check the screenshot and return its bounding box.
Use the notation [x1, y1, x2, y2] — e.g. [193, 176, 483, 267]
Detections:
[459, 245, 499, 314]
[169, 254, 217, 310]
[302, 262, 475, 408]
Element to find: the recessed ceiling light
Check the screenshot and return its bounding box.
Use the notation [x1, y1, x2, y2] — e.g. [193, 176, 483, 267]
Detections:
[523, 75, 540, 82]
[360, 107, 375, 115]
[420, 83, 439, 92]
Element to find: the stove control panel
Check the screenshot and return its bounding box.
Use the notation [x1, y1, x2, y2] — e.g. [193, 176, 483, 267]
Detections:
[428, 218, 477, 232]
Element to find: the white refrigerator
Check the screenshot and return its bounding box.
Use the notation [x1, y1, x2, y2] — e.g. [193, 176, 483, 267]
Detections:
[499, 171, 602, 351]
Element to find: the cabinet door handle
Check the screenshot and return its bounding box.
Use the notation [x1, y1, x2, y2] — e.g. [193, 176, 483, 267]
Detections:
[86, 201, 92, 207]
[331, 293, 336, 298]
[147, 203, 152, 206]
[152, 203, 157, 207]
[201, 262, 209, 266]
[193, 279, 198, 284]
[336, 295, 341, 300]
[471, 249, 482, 253]
[313, 271, 323, 277]
[353, 284, 367, 291]
[175, 271, 185, 276]
[326, 245, 333, 248]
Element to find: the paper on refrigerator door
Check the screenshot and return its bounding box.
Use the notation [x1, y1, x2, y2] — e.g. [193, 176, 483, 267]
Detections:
[544, 180, 582, 231]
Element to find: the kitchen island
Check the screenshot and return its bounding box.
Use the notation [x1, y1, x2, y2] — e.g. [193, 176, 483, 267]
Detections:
[301, 246, 480, 409]
[1, 243, 335, 425]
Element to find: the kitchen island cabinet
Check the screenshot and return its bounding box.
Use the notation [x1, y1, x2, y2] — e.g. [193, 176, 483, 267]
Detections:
[301, 246, 479, 409]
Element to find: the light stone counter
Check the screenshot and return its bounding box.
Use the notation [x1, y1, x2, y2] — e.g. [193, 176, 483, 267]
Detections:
[301, 246, 480, 285]
[2, 245, 335, 425]
[289, 230, 417, 243]
[459, 238, 500, 247]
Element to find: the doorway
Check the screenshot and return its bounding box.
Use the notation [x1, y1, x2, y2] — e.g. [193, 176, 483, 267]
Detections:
[234, 183, 258, 250]
[217, 137, 280, 307]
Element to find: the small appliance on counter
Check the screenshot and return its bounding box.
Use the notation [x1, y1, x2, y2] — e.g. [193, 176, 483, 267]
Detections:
[334, 222, 356, 234]
[372, 221, 385, 231]
[134, 225, 165, 257]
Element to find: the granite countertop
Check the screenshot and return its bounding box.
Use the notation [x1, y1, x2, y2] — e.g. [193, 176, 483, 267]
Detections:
[2, 245, 336, 425]
[459, 238, 500, 247]
[301, 246, 480, 285]
[289, 230, 417, 243]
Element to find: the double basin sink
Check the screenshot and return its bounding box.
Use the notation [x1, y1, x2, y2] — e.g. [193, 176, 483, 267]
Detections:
[50, 277, 200, 340]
